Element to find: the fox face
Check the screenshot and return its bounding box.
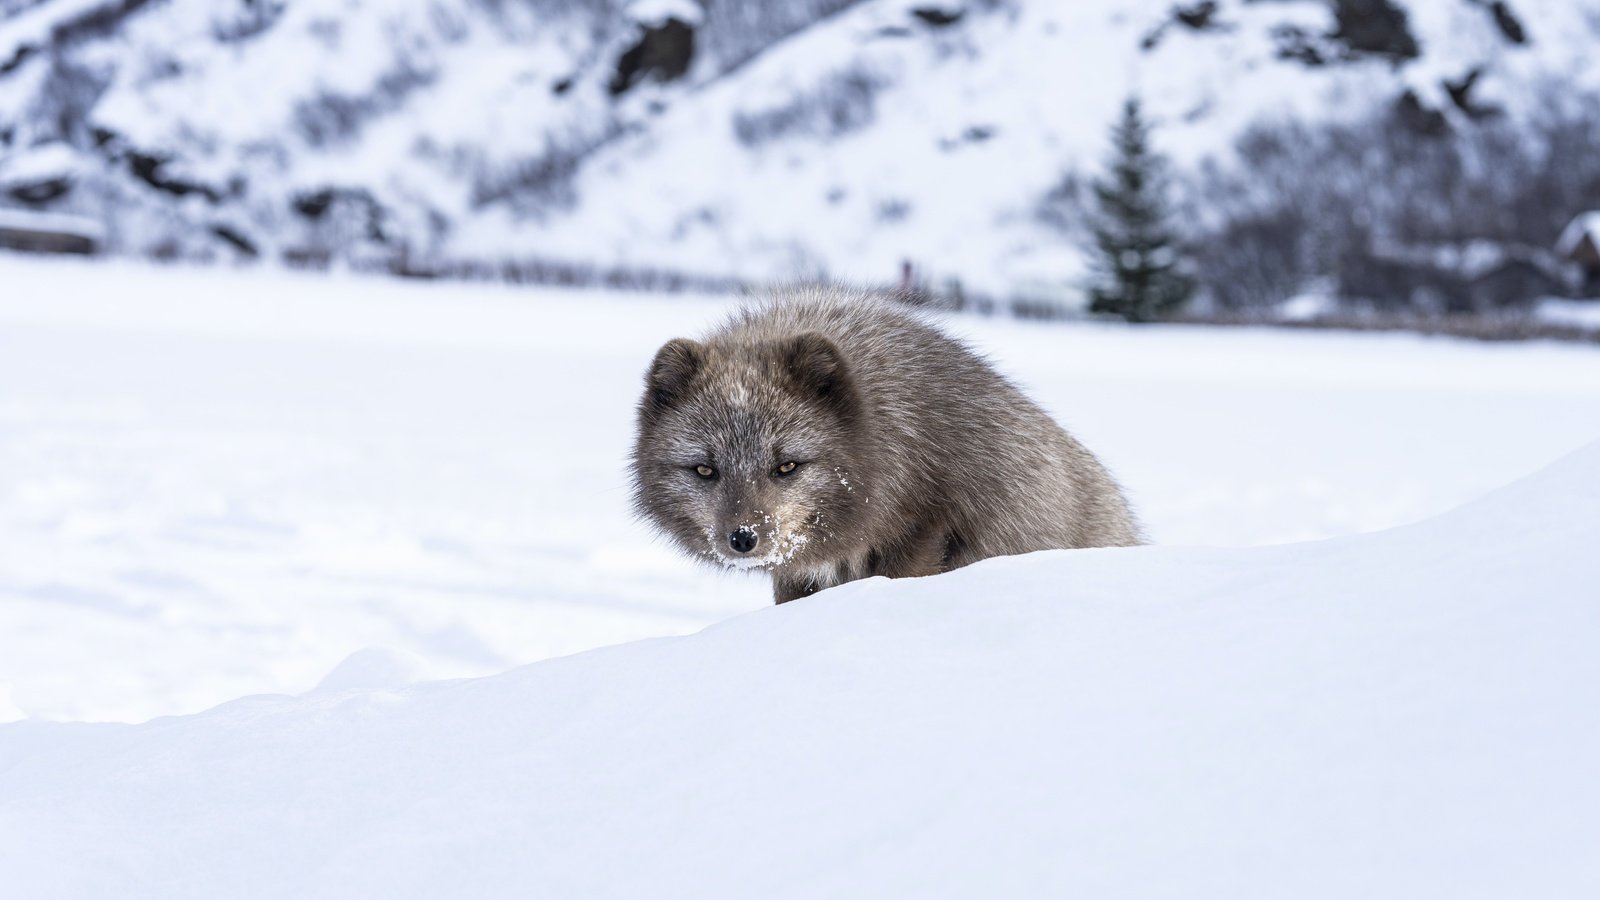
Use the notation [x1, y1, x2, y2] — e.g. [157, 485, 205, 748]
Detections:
[632, 332, 867, 571]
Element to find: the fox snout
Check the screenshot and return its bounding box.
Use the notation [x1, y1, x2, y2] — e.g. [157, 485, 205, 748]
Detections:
[728, 526, 759, 554]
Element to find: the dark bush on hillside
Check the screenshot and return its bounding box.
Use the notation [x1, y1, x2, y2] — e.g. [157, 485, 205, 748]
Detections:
[732, 65, 886, 147]
[1184, 84, 1600, 311]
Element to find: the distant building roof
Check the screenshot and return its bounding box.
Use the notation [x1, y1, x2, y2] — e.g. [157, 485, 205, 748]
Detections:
[0, 206, 106, 242]
[1557, 211, 1600, 258]
[0, 142, 81, 185]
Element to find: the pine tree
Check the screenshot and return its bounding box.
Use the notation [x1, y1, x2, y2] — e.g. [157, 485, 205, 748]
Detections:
[1088, 98, 1193, 323]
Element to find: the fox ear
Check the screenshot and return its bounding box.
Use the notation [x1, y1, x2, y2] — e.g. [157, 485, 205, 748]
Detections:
[783, 333, 856, 411]
[643, 338, 703, 417]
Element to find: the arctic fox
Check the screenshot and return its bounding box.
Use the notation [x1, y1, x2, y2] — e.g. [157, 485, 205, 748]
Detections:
[632, 285, 1140, 604]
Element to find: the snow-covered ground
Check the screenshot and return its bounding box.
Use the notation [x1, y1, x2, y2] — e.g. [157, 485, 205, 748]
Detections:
[2, 255, 1600, 725]
[2, 377, 1597, 897]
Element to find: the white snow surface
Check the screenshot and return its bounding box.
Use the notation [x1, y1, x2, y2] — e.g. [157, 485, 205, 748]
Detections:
[2, 392, 1599, 897]
[3, 255, 1600, 726]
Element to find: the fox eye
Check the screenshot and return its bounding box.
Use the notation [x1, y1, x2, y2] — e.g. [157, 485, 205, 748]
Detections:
[774, 461, 799, 476]
[694, 464, 716, 479]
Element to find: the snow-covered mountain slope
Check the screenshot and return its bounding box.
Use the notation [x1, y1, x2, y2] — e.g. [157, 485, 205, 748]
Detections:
[6, 254, 1599, 724]
[3, 436, 1597, 898]
[0, 0, 857, 260]
[2, 0, 1596, 289]
[500, 0, 1600, 290]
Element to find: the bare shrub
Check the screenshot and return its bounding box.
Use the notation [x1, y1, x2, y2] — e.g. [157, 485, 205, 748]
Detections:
[732, 65, 886, 147]
[1184, 83, 1600, 311]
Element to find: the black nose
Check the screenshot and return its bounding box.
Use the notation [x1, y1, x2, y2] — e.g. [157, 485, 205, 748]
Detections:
[729, 527, 758, 554]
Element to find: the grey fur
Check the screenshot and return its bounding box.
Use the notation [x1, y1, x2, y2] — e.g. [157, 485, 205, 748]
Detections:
[631, 285, 1141, 604]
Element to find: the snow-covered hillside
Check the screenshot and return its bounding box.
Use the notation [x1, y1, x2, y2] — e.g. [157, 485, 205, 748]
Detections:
[2, 0, 1597, 292]
[4, 254, 1600, 724]
[2, 430, 1597, 898]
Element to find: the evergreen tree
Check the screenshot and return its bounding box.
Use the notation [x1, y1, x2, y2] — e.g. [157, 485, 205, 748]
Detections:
[1088, 98, 1193, 323]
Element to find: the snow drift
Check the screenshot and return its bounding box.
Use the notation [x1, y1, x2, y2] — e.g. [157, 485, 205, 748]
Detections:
[3, 439, 1597, 898]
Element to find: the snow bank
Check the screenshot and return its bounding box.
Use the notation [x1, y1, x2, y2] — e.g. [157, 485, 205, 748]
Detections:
[3, 440, 1597, 898]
